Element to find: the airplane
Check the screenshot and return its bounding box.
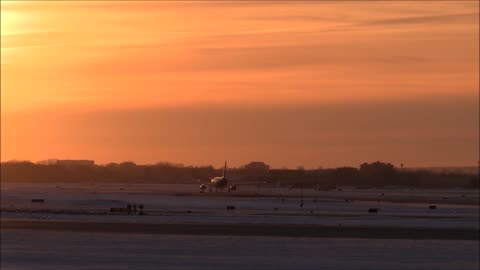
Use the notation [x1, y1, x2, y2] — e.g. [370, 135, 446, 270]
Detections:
[200, 161, 265, 193]
[200, 161, 237, 192]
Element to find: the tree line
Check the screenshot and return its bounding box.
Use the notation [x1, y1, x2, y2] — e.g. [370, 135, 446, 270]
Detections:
[1, 160, 477, 188]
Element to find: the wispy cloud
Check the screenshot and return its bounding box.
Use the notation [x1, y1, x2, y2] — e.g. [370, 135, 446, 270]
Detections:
[365, 12, 479, 26]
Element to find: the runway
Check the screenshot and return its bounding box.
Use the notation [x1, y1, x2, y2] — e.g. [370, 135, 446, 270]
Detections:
[2, 229, 479, 270]
[2, 219, 478, 240]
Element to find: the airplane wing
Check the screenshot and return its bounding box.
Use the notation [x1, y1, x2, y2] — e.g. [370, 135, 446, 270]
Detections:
[228, 179, 268, 185]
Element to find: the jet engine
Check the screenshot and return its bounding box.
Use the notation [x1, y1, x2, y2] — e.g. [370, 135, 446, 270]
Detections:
[228, 184, 237, 192]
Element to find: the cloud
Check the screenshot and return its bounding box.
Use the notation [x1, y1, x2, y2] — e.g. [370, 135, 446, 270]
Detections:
[74, 41, 438, 77]
[249, 15, 341, 22]
[1, 31, 70, 49]
[377, 56, 430, 64]
[365, 12, 479, 26]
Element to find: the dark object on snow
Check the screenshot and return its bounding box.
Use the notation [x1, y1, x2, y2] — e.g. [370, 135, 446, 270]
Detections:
[110, 207, 129, 213]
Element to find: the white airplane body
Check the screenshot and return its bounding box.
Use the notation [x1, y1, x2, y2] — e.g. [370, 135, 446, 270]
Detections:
[200, 161, 237, 192]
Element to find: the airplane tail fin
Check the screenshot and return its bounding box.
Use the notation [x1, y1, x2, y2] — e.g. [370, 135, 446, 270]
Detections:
[223, 161, 227, 178]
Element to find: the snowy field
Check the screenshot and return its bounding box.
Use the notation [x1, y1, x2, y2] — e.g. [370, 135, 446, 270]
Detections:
[1, 229, 479, 270]
[1, 183, 478, 269]
[1, 183, 479, 229]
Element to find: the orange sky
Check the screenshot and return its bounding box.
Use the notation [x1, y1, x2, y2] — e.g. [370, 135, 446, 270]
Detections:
[1, 1, 479, 168]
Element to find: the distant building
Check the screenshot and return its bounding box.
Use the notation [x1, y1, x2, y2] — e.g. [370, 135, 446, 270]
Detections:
[37, 159, 59, 165]
[55, 159, 95, 167]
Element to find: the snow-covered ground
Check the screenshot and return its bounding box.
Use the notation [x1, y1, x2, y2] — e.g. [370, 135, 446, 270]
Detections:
[1, 230, 479, 270]
[2, 183, 478, 269]
[1, 183, 479, 229]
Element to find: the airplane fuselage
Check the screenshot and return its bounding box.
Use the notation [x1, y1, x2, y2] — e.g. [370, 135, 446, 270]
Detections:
[210, 176, 228, 189]
[200, 161, 236, 192]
